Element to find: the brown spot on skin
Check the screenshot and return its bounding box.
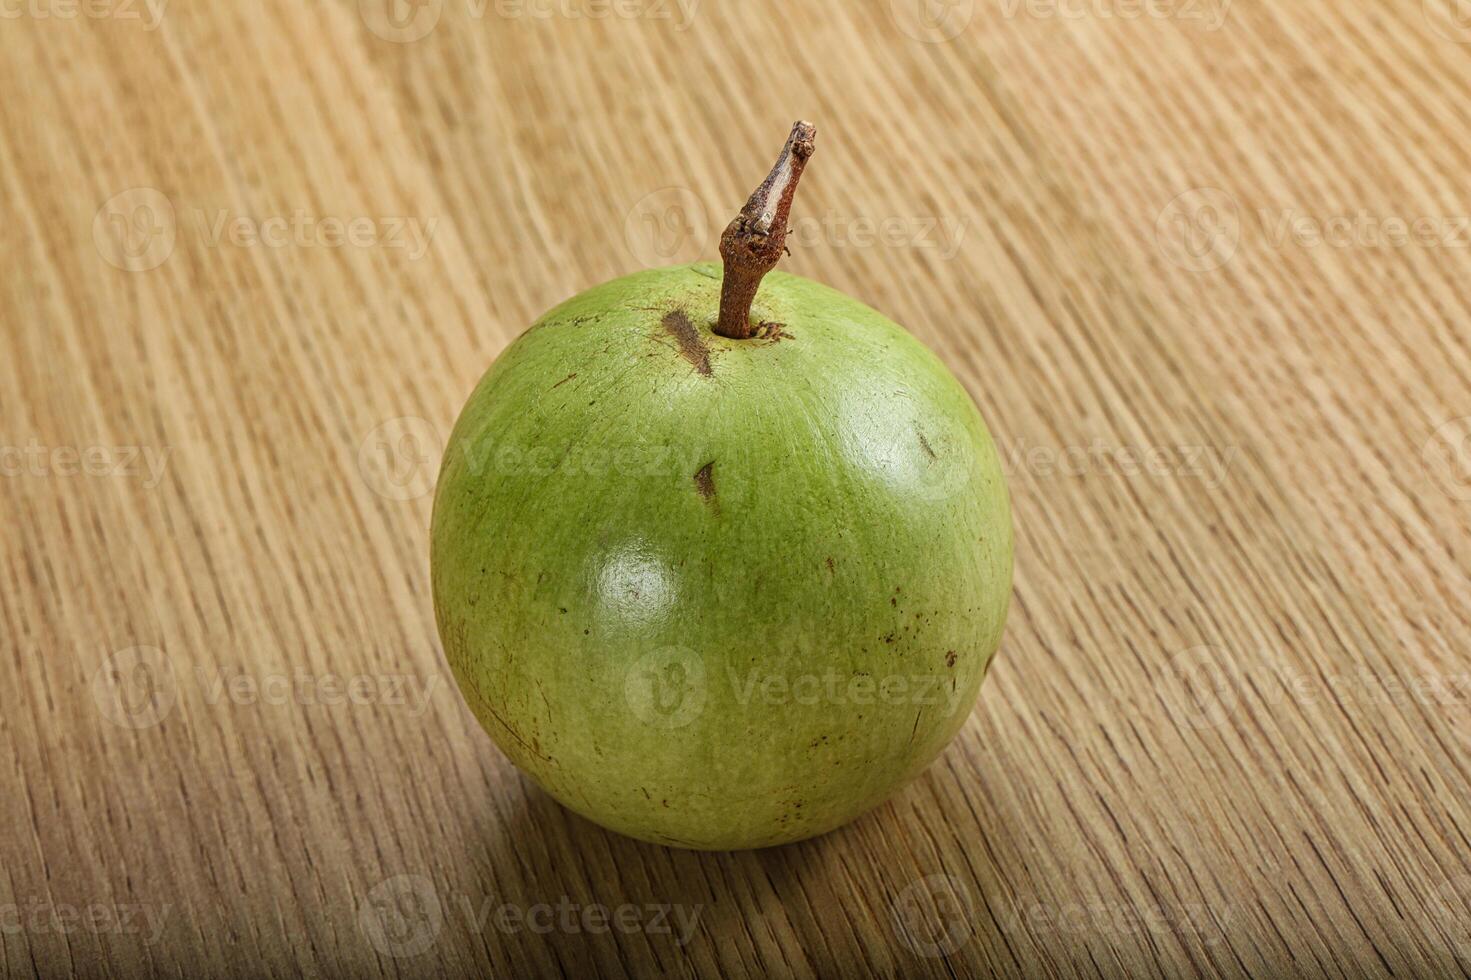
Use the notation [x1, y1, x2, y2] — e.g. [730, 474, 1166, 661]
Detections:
[756, 321, 792, 342]
[694, 461, 718, 511]
[918, 432, 937, 461]
[551, 372, 577, 389]
[825, 556, 835, 574]
[946, 650, 957, 668]
[480, 701, 553, 763]
[662, 309, 712, 376]
[654, 833, 701, 847]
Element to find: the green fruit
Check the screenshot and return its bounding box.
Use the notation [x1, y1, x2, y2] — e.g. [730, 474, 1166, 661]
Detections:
[431, 124, 1011, 850]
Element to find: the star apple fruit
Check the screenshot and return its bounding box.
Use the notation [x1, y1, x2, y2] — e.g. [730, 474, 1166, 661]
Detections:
[431, 122, 1012, 849]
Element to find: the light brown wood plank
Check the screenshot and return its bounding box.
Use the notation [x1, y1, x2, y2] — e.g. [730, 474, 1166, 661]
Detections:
[1, 1, 1468, 976]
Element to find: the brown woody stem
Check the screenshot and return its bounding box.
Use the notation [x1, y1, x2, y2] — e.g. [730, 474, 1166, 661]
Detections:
[715, 121, 817, 340]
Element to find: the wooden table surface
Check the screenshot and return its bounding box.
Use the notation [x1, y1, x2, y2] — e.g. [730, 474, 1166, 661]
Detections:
[5, 2, 1470, 977]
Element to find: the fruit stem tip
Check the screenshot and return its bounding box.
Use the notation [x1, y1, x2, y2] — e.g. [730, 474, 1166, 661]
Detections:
[715, 121, 817, 340]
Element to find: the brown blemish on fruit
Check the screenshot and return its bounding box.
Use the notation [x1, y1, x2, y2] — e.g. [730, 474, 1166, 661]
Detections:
[654, 833, 702, 847]
[481, 700, 553, 764]
[662, 309, 712, 376]
[918, 432, 937, 460]
[825, 556, 835, 574]
[551, 372, 577, 389]
[756, 321, 791, 342]
[946, 650, 958, 667]
[694, 461, 718, 511]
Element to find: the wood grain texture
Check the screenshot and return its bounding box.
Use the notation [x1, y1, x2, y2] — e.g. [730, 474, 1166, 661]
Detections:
[3, 1, 1469, 976]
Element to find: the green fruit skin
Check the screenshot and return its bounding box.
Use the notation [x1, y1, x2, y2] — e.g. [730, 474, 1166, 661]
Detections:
[431, 263, 1012, 850]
